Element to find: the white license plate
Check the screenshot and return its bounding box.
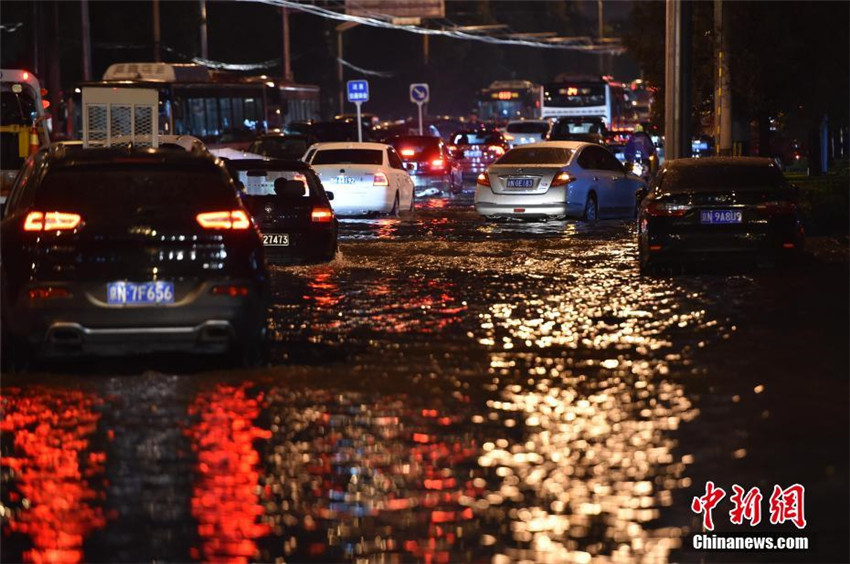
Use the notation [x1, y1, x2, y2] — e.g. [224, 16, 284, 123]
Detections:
[506, 178, 535, 189]
[333, 175, 356, 184]
[263, 233, 290, 246]
[107, 281, 174, 306]
[700, 210, 743, 224]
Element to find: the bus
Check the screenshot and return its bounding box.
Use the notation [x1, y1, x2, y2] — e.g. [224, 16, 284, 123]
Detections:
[73, 62, 320, 147]
[540, 76, 627, 131]
[1, 69, 50, 206]
[477, 80, 543, 122]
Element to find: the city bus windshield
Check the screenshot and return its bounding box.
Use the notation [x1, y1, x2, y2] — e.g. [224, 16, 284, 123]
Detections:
[544, 83, 606, 108]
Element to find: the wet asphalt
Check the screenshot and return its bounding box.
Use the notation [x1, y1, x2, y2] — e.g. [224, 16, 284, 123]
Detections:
[2, 192, 848, 563]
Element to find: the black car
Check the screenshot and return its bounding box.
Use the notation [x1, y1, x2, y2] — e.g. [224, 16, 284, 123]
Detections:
[637, 157, 804, 272]
[388, 135, 463, 194]
[0, 146, 268, 367]
[247, 133, 319, 160]
[226, 159, 338, 265]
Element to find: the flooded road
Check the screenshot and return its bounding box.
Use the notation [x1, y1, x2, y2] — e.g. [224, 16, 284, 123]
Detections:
[3, 194, 848, 563]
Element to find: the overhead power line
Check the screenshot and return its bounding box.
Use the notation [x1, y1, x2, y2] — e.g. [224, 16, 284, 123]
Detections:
[246, 0, 625, 54]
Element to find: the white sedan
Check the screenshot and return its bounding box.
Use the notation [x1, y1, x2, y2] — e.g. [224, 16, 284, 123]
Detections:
[304, 142, 415, 216]
[474, 141, 647, 221]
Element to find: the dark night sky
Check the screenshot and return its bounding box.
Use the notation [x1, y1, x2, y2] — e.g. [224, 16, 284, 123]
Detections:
[0, 1, 639, 118]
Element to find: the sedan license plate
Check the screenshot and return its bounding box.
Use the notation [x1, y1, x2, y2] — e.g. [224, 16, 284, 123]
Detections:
[506, 178, 535, 189]
[107, 281, 174, 306]
[333, 175, 356, 185]
[263, 233, 290, 246]
[700, 209, 743, 224]
[465, 150, 482, 158]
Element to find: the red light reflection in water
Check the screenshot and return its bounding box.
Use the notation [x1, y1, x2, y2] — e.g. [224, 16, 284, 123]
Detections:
[185, 383, 271, 564]
[305, 269, 342, 310]
[1, 387, 106, 564]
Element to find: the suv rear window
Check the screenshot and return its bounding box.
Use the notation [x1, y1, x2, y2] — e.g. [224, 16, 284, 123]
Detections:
[452, 132, 503, 146]
[35, 165, 236, 211]
[230, 167, 319, 197]
[312, 149, 383, 165]
[496, 147, 573, 165]
[661, 164, 786, 192]
[506, 122, 549, 134]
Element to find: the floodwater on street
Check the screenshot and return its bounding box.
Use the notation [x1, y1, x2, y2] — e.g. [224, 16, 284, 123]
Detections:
[2, 193, 848, 563]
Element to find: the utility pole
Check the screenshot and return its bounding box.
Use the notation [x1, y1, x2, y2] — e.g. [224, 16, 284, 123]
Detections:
[81, 0, 92, 80]
[335, 22, 359, 115]
[282, 7, 292, 81]
[597, 0, 605, 76]
[713, 0, 732, 156]
[423, 34, 429, 66]
[664, 0, 692, 160]
[199, 0, 208, 59]
[152, 0, 161, 62]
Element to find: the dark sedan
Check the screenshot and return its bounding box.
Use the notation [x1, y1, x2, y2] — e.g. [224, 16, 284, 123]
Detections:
[0, 146, 269, 368]
[637, 157, 804, 272]
[226, 159, 338, 265]
[389, 135, 463, 194]
[449, 129, 509, 181]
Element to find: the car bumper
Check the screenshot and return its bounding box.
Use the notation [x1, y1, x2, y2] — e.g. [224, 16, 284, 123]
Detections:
[6, 278, 266, 357]
[412, 173, 451, 190]
[474, 186, 581, 218]
[260, 226, 338, 265]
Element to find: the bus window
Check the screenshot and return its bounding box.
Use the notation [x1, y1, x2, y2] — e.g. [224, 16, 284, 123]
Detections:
[219, 98, 232, 130]
[204, 98, 219, 136]
[232, 98, 244, 128]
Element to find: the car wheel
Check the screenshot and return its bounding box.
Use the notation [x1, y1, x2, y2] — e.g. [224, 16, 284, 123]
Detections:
[582, 193, 598, 222]
[389, 192, 400, 217]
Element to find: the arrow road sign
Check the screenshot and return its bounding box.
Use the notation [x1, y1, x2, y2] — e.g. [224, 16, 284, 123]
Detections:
[347, 79, 369, 103]
[410, 83, 429, 104]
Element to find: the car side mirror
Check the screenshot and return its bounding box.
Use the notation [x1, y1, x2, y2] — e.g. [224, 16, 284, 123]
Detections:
[325, 190, 334, 201]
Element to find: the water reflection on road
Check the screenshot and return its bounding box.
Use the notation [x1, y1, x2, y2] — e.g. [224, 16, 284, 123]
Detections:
[2, 194, 847, 562]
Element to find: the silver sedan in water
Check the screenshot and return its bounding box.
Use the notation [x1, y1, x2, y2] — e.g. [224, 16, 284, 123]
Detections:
[474, 141, 647, 221]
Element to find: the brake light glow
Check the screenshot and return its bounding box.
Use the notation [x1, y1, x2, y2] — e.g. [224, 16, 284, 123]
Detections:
[488, 145, 505, 156]
[400, 148, 415, 157]
[430, 158, 445, 170]
[22, 71, 29, 81]
[550, 172, 573, 187]
[196, 210, 251, 229]
[756, 200, 796, 215]
[646, 201, 692, 217]
[311, 207, 334, 223]
[24, 211, 82, 231]
[28, 287, 71, 300]
[476, 172, 491, 187]
[373, 172, 389, 186]
[211, 284, 249, 297]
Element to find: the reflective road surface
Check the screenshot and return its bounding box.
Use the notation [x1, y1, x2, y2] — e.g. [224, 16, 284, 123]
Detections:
[2, 194, 848, 563]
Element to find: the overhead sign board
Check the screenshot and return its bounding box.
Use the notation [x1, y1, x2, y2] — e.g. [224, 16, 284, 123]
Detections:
[346, 79, 369, 103]
[345, 0, 445, 19]
[410, 83, 430, 104]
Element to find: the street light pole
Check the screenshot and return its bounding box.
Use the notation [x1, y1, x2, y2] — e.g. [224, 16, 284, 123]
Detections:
[335, 22, 359, 116]
[664, 0, 692, 160]
[152, 0, 161, 62]
[282, 7, 293, 81]
[81, 0, 92, 80]
[199, 0, 208, 59]
[714, 0, 732, 156]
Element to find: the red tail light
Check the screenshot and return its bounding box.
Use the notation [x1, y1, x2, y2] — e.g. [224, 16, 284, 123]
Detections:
[476, 172, 491, 187]
[210, 284, 249, 297]
[311, 207, 334, 223]
[373, 172, 389, 186]
[28, 287, 71, 300]
[430, 158, 445, 170]
[23, 211, 82, 231]
[196, 210, 251, 229]
[488, 145, 505, 156]
[400, 148, 416, 158]
[550, 172, 574, 187]
[756, 200, 796, 216]
[646, 201, 691, 217]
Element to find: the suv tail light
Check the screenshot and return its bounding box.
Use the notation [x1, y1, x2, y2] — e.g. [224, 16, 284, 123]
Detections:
[488, 145, 505, 156]
[400, 148, 416, 157]
[646, 201, 691, 217]
[550, 172, 574, 187]
[756, 200, 796, 216]
[24, 211, 82, 231]
[196, 210, 252, 229]
[476, 172, 491, 187]
[211, 284, 249, 297]
[429, 158, 445, 171]
[311, 207, 334, 223]
[28, 286, 71, 300]
[373, 172, 389, 186]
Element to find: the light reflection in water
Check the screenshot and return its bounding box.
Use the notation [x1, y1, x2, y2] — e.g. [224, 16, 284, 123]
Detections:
[1, 386, 107, 564]
[185, 383, 271, 563]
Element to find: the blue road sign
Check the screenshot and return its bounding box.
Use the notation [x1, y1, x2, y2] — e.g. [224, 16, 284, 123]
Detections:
[347, 80, 369, 103]
[410, 83, 430, 104]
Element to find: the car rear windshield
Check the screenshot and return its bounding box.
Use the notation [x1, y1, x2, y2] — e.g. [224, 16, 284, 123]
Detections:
[35, 165, 236, 210]
[452, 132, 503, 146]
[230, 167, 319, 198]
[254, 138, 309, 159]
[392, 137, 440, 159]
[506, 122, 550, 134]
[312, 149, 383, 165]
[496, 147, 573, 165]
[661, 164, 787, 192]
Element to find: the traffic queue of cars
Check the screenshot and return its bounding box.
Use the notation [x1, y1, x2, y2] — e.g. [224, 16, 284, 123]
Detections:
[0, 125, 804, 369]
